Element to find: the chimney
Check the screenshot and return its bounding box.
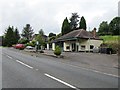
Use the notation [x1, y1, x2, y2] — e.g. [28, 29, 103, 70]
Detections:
[92, 28, 96, 38]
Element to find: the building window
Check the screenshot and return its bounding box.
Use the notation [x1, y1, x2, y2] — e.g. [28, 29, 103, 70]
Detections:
[66, 46, 70, 49]
[81, 45, 85, 50]
[90, 45, 94, 49]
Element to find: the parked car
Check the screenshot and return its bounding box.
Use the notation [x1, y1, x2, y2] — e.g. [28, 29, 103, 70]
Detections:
[14, 44, 25, 50]
[25, 46, 34, 49]
[93, 47, 100, 53]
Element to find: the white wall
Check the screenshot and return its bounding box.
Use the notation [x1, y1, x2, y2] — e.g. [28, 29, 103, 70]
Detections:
[47, 43, 49, 50]
[79, 39, 103, 51]
[52, 43, 55, 51]
[52, 39, 103, 52]
[63, 42, 72, 51]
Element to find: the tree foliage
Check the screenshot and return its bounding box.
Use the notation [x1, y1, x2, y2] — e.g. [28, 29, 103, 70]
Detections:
[35, 34, 44, 45]
[35, 29, 45, 46]
[79, 16, 87, 30]
[21, 24, 34, 41]
[39, 29, 44, 36]
[98, 21, 109, 35]
[49, 32, 56, 37]
[18, 38, 29, 44]
[109, 17, 120, 35]
[14, 28, 20, 44]
[4, 26, 15, 46]
[98, 17, 120, 35]
[69, 13, 80, 30]
[54, 45, 61, 56]
[61, 17, 71, 35]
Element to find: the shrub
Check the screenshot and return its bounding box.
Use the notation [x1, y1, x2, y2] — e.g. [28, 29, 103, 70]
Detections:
[18, 38, 29, 44]
[101, 42, 119, 54]
[54, 46, 61, 56]
[25, 40, 36, 47]
[108, 43, 119, 54]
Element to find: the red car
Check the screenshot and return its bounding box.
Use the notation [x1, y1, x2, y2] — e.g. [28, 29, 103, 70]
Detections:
[14, 44, 25, 50]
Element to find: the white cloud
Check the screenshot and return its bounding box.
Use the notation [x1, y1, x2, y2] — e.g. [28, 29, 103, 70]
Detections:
[0, 0, 119, 35]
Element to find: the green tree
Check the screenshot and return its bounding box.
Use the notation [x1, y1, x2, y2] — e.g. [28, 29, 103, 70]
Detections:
[69, 13, 80, 30]
[109, 17, 120, 35]
[4, 26, 15, 46]
[98, 21, 109, 35]
[48, 32, 56, 37]
[18, 38, 29, 44]
[79, 16, 87, 30]
[35, 34, 44, 48]
[21, 24, 34, 41]
[35, 30, 46, 50]
[56, 33, 62, 38]
[61, 17, 71, 35]
[39, 29, 44, 36]
[14, 28, 20, 44]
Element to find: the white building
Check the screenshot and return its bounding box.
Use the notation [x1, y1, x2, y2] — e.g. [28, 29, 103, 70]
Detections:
[50, 29, 103, 52]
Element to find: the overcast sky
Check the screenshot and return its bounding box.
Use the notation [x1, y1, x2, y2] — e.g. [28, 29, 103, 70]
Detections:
[0, 0, 119, 36]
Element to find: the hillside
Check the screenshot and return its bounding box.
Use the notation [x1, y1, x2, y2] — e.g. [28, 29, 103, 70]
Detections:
[100, 35, 118, 43]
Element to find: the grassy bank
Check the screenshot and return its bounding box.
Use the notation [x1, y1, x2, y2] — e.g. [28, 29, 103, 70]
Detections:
[100, 35, 119, 54]
[100, 35, 118, 43]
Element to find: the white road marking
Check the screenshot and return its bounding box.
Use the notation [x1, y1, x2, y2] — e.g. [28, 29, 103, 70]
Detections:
[16, 60, 33, 69]
[6, 55, 12, 59]
[45, 73, 79, 90]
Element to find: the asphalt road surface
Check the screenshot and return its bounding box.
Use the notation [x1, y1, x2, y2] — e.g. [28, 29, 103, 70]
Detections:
[2, 48, 118, 89]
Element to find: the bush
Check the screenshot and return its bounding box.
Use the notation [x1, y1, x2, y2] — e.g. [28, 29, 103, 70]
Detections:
[108, 43, 119, 54]
[18, 38, 29, 44]
[101, 42, 119, 54]
[54, 46, 61, 56]
[25, 40, 36, 47]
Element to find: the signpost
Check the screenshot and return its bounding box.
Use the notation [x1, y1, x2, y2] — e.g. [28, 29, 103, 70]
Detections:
[36, 41, 39, 52]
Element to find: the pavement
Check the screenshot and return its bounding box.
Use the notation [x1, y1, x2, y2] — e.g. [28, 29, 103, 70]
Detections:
[24, 49, 119, 77]
[2, 47, 119, 88]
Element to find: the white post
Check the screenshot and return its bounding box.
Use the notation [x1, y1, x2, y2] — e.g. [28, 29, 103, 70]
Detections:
[47, 43, 49, 50]
[63, 42, 66, 51]
[52, 43, 55, 51]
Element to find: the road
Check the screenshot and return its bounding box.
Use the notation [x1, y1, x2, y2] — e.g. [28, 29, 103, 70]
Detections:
[2, 48, 118, 89]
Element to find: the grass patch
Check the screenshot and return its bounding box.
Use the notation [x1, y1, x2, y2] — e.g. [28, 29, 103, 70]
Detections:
[100, 35, 118, 43]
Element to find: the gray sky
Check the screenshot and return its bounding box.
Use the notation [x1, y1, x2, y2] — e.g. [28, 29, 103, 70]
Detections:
[0, 0, 119, 36]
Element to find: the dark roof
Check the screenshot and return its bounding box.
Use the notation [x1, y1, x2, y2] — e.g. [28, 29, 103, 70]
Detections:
[53, 29, 102, 42]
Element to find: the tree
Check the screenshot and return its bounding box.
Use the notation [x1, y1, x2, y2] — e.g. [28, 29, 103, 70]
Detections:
[35, 30, 46, 50]
[4, 26, 15, 46]
[61, 17, 71, 35]
[109, 17, 120, 35]
[21, 24, 34, 41]
[56, 33, 62, 38]
[18, 38, 29, 44]
[35, 34, 45, 49]
[39, 29, 44, 36]
[69, 13, 80, 30]
[98, 21, 109, 35]
[14, 28, 20, 44]
[48, 32, 56, 37]
[79, 16, 87, 30]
